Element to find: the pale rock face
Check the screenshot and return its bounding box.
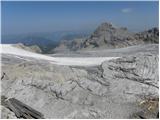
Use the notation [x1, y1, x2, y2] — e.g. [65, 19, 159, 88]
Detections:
[1, 49, 158, 118]
[102, 54, 159, 102]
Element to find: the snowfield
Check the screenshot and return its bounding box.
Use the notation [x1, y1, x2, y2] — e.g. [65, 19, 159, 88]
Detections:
[1, 44, 118, 66]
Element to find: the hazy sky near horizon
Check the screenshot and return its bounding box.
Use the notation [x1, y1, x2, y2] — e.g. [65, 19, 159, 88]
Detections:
[2, 1, 159, 35]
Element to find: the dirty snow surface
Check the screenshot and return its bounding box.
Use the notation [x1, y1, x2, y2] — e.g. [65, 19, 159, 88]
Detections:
[1, 44, 118, 66]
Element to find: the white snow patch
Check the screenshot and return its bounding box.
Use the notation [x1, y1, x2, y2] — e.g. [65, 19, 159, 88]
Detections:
[1, 44, 119, 66]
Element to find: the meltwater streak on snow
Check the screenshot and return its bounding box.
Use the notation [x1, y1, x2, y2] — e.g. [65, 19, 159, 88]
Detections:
[1, 44, 118, 66]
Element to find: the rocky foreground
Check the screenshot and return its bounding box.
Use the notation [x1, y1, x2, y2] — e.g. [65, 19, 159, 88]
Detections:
[1, 44, 159, 119]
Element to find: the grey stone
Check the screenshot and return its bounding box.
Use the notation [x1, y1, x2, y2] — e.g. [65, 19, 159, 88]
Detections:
[1, 50, 158, 118]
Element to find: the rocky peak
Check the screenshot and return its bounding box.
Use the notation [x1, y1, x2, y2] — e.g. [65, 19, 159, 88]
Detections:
[82, 22, 133, 49]
[148, 27, 159, 34]
[141, 27, 159, 36]
[93, 22, 118, 36]
[96, 22, 115, 31]
[94, 22, 128, 34]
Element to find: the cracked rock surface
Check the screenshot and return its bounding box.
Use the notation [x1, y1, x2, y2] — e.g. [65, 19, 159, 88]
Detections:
[1, 46, 158, 119]
[1, 106, 17, 119]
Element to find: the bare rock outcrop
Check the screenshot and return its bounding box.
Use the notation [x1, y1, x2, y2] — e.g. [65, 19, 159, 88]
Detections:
[135, 27, 159, 44]
[13, 43, 42, 53]
[1, 96, 44, 119]
[1, 49, 158, 118]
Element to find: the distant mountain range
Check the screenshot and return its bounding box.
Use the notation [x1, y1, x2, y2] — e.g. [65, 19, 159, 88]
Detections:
[2, 22, 158, 54]
[1, 30, 91, 53]
[53, 22, 158, 53]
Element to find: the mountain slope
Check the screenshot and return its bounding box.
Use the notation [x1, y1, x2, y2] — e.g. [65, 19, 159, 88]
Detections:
[52, 38, 85, 53]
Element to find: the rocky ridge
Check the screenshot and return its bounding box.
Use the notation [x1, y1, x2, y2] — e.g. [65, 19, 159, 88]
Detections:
[81, 23, 158, 50]
[54, 23, 159, 52]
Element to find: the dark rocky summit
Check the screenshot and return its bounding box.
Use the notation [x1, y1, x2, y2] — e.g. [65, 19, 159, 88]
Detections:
[135, 27, 159, 44]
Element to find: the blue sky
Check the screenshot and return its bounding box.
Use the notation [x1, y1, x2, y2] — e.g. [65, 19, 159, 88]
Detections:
[2, 1, 159, 35]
